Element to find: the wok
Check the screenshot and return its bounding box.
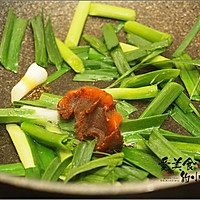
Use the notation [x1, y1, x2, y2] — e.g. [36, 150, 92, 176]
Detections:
[0, 1, 200, 198]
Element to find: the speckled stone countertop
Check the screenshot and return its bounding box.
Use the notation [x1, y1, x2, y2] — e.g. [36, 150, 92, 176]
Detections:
[0, 1, 200, 198]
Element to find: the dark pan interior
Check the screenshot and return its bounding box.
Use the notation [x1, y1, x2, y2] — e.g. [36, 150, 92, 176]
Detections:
[0, 1, 200, 198]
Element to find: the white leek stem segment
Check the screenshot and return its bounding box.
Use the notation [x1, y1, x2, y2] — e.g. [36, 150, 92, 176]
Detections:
[65, 1, 91, 47]
[21, 105, 60, 123]
[6, 124, 35, 169]
[11, 63, 48, 102]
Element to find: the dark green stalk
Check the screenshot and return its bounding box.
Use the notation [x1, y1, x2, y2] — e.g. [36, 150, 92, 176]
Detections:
[73, 69, 119, 82]
[146, 128, 197, 174]
[140, 128, 200, 144]
[120, 69, 180, 88]
[170, 105, 200, 137]
[82, 59, 115, 70]
[127, 32, 151, 48]
[64, 152, 124, 182]
[107, 49, 165, 88]
[0, 108, 35, 123]
[120, 113, 168, 134]
[31, 13, 48, 67]
[140, 82, 184, 118]
[42, 156, 72, 181]
[82, 34, 109, 56]
[0, 8, 28, 73]
[70, 140, 97, 170]
[116, 100, 137, 118]
[125, 39, 169, 62]
[0, 8, 15, 66]
[0, 163, 25, 176]
[102, 23, 119, 51]
[21, 122, 75, 150]
[114, 21, 126, 33]
[88, 48, 114, 65]
[42, 66, 71, 87]
[110, 46, 131, 75]
[45, 17, 63, 70]
[122, 147, 163, 178]
[174, 54, 200, 100]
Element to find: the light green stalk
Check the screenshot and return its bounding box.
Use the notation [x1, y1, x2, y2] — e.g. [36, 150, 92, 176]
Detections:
[124, 20, 172, 45]
[89, 3, 136, 21]
[65, 1, 91, 47]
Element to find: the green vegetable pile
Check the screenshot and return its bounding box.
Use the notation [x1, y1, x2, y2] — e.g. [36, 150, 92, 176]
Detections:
[0, 2, 200, 184]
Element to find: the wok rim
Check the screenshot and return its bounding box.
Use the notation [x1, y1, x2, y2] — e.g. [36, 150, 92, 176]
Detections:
[0, 172, 194, 196]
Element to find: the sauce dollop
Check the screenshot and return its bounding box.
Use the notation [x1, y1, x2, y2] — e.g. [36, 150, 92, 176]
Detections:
[57, 87, 123, 153]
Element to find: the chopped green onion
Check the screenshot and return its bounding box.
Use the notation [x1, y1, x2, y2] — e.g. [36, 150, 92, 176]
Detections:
[110, 46, 131, 75]
[39, 92, 62, 109]
[64, 152, 124, 182]
[116, 100, 137, 118]
[105, 85, 158, 100]
[107, 49, 165, 88]
[140, 128, 200, 144]
[0, 108, 35, 123]
[0, 8, 15, 67]
[82, 34, 109, 56]
[70, 45, 90, 55]
[89, 3, 136, 21]
[146, 128, 197, 174]
[114, 21, 126, 33]
[120, 69, 180, 88]
[42, 156, 72, 181]
[58, 118, 75, 133]
[82, 59, 115, 70]
[0, 8, 28, 73]
[56, 38, 85, 73]
[0, 163, 25, 176]
[124, 20, 172, 45]
[122, 147, 163, 178]
[174, 92, 192, 113]
[6, 124, 41, 178]
[21, 122, 75, 150]
[70, 140, 97, 170]
[73, 68, 118, 82]
[74, 165, 116, 183]
[174, 54, 200, 100]
[45, 17, 63, 70]
[125, 39, 169, 62]
[120, 42, 172, 69]
[42, 66, 71, 87]
[11, 63, 48, 102]
[65, 1, 91, 47]
[127, 32, 151, 48]
[114, 165, 149, 182]
[31, 13, 48, 67]
[6, 18, 28, 73]
[140, 82, 184, 118]
[102, 23, 119, 51]
[34, 141, 56, 173]
[120, 114, 168, 134]
[170, 105, 200, 137]
[88, 48, 114, 65]
[171, 141, 200, 160]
